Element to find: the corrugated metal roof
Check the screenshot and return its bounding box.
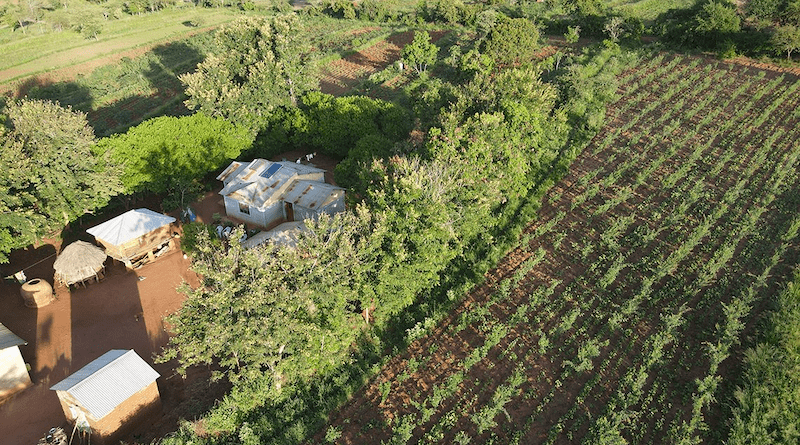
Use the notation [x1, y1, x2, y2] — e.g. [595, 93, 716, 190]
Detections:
[86, 209, 176, 246]
[220, 159, 327, 210]
[279, 180, 344, 210]
[50, 350, 159, 419]
[241, 221, 307, 250]
[0, 323, 26, 349]
[216, 161, 245, 183]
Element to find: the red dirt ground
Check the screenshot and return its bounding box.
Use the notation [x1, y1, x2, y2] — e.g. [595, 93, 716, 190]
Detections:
[0, 150, 336, 445]
[319, 30, 449, 96]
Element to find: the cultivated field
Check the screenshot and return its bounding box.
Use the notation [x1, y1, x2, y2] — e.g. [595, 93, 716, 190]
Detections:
[314, 53, 800, 444]
[0, 8, 241, 86]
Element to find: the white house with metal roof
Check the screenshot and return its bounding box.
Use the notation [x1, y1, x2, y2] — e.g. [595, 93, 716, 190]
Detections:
[0, 323, 32, 401]
[50, 349, 161, 444]
[217, 159, 345, 229]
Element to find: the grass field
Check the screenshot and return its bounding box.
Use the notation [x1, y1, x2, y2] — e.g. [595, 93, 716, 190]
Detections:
[604, 0, 696, 21]
[0, 8, 246, 86]
[2, 13, 391, 136]
[313, 52, 800, 444]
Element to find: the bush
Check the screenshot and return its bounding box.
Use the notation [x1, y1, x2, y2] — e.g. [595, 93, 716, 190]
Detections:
[179, 222, 219, 257]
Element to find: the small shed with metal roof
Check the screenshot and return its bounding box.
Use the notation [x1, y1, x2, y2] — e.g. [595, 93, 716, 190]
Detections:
[217, 159, 344, 228]
[50, 349, 161, 444]
[87, 208, 176, 269]
[0, 323, 32, 401]
[241, 221, 308, 250]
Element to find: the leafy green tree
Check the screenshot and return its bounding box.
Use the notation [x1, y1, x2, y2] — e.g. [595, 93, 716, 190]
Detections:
[564, 0, 605, 16]
[565, 25, 581, 45]
[773, 24, 800, 59]
[401, 30, 439, 76]
[357, 157, 466, 315]
[695, 0, 741, 48]
[418, 0, 467, 25]
[746, 0, 784, 20]
[159, 210, 380, 387]
[95, 113, 251, 198]
[72, 15, 101, 40]
[0, 136, 41, 263]
[181, 15, 318, 133]
[356, 0, 389, 21]
[604, 16, 625, 42]
[0, 99, 122, 262]
[482, 17, 540, 67]
[253, 92, 412, 159]
[787, 0, 800, 25]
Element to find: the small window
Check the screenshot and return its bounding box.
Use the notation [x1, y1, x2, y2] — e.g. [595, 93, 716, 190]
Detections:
[239, 202, 250, 215]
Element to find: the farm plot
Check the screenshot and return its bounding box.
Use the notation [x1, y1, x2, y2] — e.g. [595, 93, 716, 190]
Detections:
[318, 30, 447, 96]
[313, 53, 800, 444]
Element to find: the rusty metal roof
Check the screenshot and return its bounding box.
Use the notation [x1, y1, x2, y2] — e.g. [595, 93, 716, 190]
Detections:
[279, 180, 344, 210]
[219, 159, 327, 210]
[50, 350, 159, 419]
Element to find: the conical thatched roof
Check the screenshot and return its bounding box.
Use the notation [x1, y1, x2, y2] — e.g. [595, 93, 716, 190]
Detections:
[53, 241, 107, 286]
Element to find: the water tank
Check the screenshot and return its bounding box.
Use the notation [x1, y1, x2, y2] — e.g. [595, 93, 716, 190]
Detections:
[20, 278, 54, 308]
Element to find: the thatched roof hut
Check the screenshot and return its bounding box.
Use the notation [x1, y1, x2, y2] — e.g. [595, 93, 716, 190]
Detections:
[53, 241, 107, 287]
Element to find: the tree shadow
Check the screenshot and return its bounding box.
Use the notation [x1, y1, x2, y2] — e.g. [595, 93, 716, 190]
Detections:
[9, 40, 205, 137]
[15, 77, 94, 110]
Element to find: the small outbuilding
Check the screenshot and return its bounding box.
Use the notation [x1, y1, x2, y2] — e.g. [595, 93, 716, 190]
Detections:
[217, 159, 345, 228]
[50, 349, 161, 445]
[53, 241, 108, 288]
[0, 323, 32, 401]
[86, 208, 176, 269]
[241, 221, 308, 250]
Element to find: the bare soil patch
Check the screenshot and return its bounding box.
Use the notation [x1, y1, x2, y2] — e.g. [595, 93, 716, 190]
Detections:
[0, 148, 339, 445]
[319, 30, 448, 96]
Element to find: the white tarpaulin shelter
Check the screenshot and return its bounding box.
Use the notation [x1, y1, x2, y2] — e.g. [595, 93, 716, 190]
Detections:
[86, 209, 176, 267]
[87, 209, 175, 246]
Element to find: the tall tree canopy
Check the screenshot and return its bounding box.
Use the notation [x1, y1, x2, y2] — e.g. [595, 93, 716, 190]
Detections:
[95, 112, 251, 202]
[181, 15, 319, 133]
[482, 17, 541, 67]
[401, 30, 439, 75]
[159, 210, 381, 388]
[0, 99, 121, 262]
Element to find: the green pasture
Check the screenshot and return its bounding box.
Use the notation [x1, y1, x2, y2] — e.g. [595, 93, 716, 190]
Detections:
[0, 7, 243, 86]
[604, 0, 696, 21]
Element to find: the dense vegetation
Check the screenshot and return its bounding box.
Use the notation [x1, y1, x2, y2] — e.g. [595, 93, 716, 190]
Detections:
[729, 270, 800, 443]
[314, 50, 800, 444]
[2, 1, 799, 444]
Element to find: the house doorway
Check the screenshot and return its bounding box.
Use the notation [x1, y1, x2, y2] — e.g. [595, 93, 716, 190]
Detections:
[285, 202, 294, 222]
